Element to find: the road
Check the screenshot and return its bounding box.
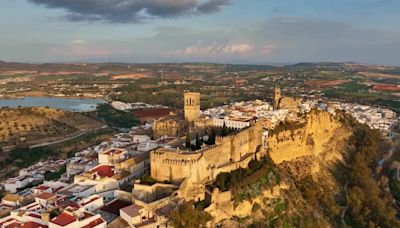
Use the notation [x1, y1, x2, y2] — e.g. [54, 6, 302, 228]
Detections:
[29, 125, 108, 148]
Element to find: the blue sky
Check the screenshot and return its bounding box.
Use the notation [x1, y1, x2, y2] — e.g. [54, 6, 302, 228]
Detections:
[1, 0, 400, 65]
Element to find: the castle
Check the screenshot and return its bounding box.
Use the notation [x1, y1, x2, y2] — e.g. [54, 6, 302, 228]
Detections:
[274, 85, 302, 112]
[150, 120, 267, 184]
[150, 89, 304, 200]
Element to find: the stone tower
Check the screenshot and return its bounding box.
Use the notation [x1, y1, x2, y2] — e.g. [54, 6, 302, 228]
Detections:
[274, 85, 281, 110]
[184, 92, 200, 122]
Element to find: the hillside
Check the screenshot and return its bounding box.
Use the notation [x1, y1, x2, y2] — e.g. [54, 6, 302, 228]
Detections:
[0, 107, 102, 146]
[201, 110, 399, 227]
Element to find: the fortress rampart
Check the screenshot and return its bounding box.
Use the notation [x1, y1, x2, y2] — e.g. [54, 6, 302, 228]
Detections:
[150, 121, 264, 183]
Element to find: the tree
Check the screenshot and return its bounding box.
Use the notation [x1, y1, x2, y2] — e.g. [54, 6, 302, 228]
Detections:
[206, 128, 216, 145]
[185, 132, 191, 148]
[169, 203, 212, 228]
[221, 122, 228, 136]
[195, 133, 201, 150]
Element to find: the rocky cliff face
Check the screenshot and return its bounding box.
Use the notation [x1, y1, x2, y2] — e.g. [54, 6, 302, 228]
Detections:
[268, 110, 351, 167]
[209, 110, 355, 227]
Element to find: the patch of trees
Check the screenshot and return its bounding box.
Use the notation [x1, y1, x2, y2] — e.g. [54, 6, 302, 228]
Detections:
[214, 157, 279, 201]
[96, 103, 138, 128]
[10, 147, 55, 168]
[45, 165, 66, 181]
[292, 114, 400, 227]
[168, 203, 212, 228]
[2, 128, 114, 170]
[344, 123, 399, 227]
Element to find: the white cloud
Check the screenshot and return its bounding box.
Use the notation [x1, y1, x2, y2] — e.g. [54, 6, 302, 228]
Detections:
[167, 42, 259, 56]
[222, 43, 253, 54]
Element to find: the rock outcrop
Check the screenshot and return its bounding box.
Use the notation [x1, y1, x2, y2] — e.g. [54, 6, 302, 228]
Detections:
[268, 110, 351, 166]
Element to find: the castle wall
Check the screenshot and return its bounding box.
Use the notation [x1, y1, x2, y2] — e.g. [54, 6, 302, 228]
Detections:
[150, 150, 204, 183]
[151, 120, 265, 184]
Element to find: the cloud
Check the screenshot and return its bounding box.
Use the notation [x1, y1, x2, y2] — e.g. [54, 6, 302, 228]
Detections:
[28, 0, 231, 23]
[166, 42, 261, 57]
[222, 43, 253, 54]
[48, 40, 129, 57]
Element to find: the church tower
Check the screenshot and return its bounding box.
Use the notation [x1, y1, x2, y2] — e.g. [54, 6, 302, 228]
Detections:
[184, 92, 200, 122]
[274, 85, 281, 110]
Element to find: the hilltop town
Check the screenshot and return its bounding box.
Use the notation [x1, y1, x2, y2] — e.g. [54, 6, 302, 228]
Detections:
[0, 85, 398, 227]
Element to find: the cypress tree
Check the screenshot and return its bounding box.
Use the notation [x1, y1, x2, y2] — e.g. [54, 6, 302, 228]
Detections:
[185, 132, 191, 148]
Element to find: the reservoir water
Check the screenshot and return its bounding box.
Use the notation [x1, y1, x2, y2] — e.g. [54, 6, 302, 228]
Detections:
[0, 97, 106, 112]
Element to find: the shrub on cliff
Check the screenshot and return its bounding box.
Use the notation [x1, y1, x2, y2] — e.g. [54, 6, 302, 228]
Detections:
[168, 203, 212, 228]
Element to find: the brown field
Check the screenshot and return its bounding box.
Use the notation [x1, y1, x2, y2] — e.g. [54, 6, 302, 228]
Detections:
[372, 84, 400, 91]
[344, 64, 397, 71]
[0, 107, 102, 145]
[305, 79, 351, 87]
[112, 73, 153, 80]
[358, 72, 400, 79]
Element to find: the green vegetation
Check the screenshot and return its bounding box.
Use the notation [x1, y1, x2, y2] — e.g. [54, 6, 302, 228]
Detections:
[344, 122, 398, 227]
[45, 165, 66, 181]
[388, 170, 400, 202]
[168, 203, 212, 228]
[0, 127, 115, 170]
[292, 114, 400, 227]
[140, 175, 158, 185]
[96, 103, 138, 128]
[214, 158, 280, 202]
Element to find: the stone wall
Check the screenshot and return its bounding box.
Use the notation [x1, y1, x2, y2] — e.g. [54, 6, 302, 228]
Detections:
[150, 121, 264, 184]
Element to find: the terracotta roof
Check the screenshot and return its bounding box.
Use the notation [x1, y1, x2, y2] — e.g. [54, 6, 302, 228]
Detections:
[103, 149, 125, 156]
[0, 218, 14, 226]
[5, 221, 21, 228]
[50, 212, 76, 226]
[36, 192, 55, 200]
[35, 186, 50, 191]
[19, 221, 48, 228]
[92, 165, 115, 177]
[81, 218, 105, 228]
[27, 213, 41, 219]
[133, 108, 176, 120]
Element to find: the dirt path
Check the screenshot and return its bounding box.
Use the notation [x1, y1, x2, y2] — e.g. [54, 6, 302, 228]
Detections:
[29, 125, 107, 148]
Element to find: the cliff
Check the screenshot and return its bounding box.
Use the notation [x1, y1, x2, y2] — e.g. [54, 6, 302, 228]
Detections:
[207, 110, 355, 227]
[268, 110, 351, 165]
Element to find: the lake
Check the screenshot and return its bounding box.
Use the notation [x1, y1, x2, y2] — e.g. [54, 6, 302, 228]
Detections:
[0, 97, 107, 112]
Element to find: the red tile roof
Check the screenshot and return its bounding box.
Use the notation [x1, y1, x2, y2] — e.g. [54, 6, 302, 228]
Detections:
[36, 192, 55, 200]
[6, 222, 21, 228]
[81, 218, 105, 228]
[51, 212, 76, 226]
[19, 222, 48, 228]
[0, 218, 14, 226]
[27, 213, 41, 219]
[104, 149, 125, 155]
[92, 165, 115, 177]
[35, 186, 50, 191]
[133, 108, 176, 123]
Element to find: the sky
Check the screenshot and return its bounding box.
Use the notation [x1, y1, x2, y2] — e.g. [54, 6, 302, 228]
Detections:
[1, 0, 400, 65]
